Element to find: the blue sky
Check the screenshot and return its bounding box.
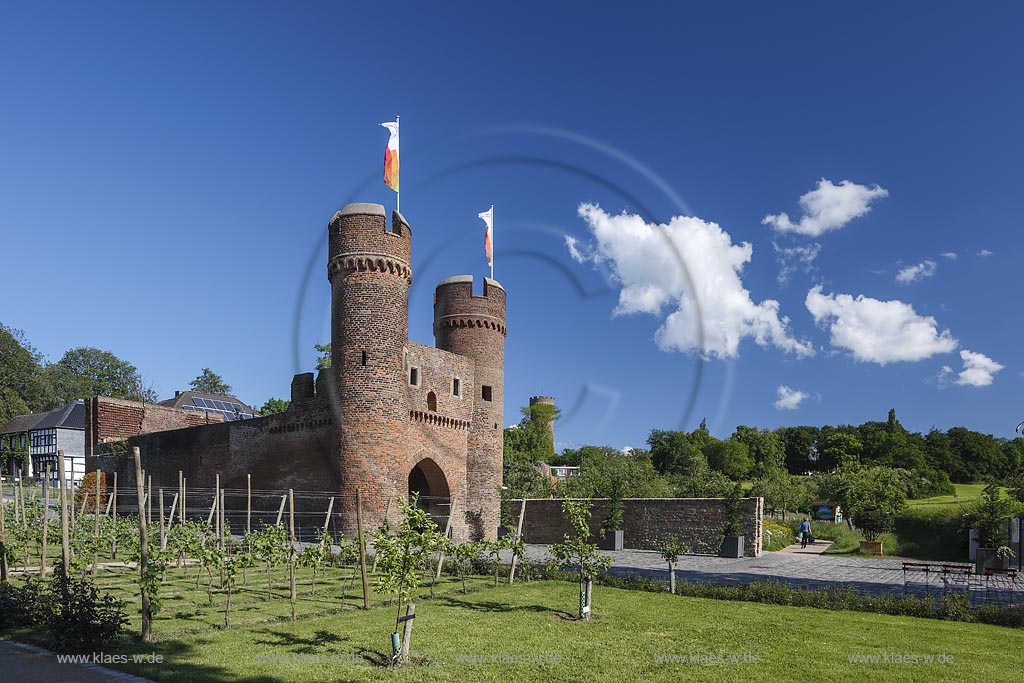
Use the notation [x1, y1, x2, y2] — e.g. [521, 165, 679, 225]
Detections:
[1, 2, 1021, 449]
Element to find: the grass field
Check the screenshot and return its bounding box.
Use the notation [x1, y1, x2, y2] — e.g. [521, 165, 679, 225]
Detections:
[7, 567, 1024, 682]
[907, 483, 990, 508]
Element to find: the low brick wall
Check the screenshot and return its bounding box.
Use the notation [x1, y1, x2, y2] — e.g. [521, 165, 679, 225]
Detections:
[514, 497, 763, 558]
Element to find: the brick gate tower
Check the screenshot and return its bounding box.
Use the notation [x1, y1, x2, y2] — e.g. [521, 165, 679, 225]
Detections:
[327, 202, 505, 541]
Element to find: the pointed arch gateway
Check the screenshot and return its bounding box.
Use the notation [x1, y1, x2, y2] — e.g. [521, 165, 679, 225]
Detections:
[408, 457, 451, 530]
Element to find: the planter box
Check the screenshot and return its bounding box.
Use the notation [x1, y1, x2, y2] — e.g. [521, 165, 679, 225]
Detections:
[598, 529, 624, 551]
[976, 547, 1011, 574]
[859, 540, 883, 555]
[718, 535, 745, 558]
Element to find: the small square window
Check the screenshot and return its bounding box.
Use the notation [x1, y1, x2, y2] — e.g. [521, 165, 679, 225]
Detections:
[453, 378, 461, 397]
[410, 367, 419, 386]
[482, 385, 492, 402]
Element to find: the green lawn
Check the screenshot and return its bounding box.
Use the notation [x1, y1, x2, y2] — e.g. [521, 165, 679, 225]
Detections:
[8, 570, 1024, 682]
[907, 483, 990, 508]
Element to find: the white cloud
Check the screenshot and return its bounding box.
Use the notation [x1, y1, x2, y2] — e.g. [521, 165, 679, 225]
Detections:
[953, 350, 1003, 387]
[895, 259, 937, 284]
[774, 241, 821, 285]
[977, 249, 994, 257]
[572, 204, 814, 360]
[805, 286, 958, 364]
[774, 385, 809, 410]
[564, 235, 585, 263]
[762, 179, 889, 237]
[940, 252, 957, 260]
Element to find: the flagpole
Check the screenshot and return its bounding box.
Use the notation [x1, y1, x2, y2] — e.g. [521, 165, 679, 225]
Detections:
[490, 204, 494, 280]
[395, 115, 400, 214]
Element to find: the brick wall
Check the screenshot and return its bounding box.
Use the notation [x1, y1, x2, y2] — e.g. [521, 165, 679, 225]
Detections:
[515, 497, 764, 557]
[85, 396, 223, 455]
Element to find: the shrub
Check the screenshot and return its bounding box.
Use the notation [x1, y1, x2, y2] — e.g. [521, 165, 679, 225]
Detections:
[0, 578, 53, 630]
[892, 506, 967, 561]
[47, 574, 128, 653]
[762, 520, 795, 551]
[854, 508, 892, 542]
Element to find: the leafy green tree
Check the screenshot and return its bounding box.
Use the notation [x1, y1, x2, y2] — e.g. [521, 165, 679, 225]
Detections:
[776, 426, 820, 474]
[963, 483, 1017, 548]
[0, 323, 49, 414]
[816, 430, 863, 470]
[298, 528, 333, 595]
[188, 368, 232, 396]
[733, 426, 786, 477]
[504, 403, 561, 462]
[817, 462, 909, 527]
[315, 342, 332, 370]
[560, 446, 673, 501]
[549, 499, 612, 620]
[259, 397, 290, 415]
[43, 347, 157, 405]
[751, 470, 813, 519]
[705, 438, 753, 479]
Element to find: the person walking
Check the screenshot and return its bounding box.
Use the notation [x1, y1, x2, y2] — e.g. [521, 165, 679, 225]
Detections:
[800, 518, 812, 549]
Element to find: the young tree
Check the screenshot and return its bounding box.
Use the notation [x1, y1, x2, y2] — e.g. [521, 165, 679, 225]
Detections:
[249, 524, 287, 600]
[371, 495, 446, 665]
[658, 537, 690, 594]
[549, 499, 611, 620]
[188, 368, 232, 396]
[298, 528, 333, 595]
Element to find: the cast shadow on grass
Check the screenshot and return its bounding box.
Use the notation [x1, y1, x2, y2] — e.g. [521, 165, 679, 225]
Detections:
[253, 628, 349, 653]
[434, 596, 574, 620]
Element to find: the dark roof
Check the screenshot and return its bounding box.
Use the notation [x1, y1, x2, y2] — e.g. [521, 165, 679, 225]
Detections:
[159, 391, 254, 413]
[0, 411, 48, 435]
[0, 400, 85, 434]
[33, 400, 85, 430]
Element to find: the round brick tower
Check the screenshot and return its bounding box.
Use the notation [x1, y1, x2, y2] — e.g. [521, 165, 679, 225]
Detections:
[433, 275, 507, 540]
[529, 395, 556, 458]
[327, 203, 412, 533]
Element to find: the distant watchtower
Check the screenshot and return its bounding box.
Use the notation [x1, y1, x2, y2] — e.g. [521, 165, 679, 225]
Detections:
[529, 395, 556, 458]
[434, 276, 507, 537]
[327, 203, 412, 532]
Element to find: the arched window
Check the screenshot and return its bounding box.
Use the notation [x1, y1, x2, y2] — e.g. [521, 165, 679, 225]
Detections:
[427, 391, 437, 412]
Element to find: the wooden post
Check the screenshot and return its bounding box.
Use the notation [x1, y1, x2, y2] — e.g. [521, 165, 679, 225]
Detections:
[93, 470, 101, 576]
[19, 475, 27, 530]
[69, 475, 76, 528]
[40, 465, 50, 576]
[400, 602, 416, 662]
[434, 498, 456, 580]
[79, 489, 89, 516]
[323, 497, 335, 531]
[57, 451, 70, 578]
[181, 476, 186, 523]
[288, 489, 296, 620]
[207, 487, 219, 526]
[159, 489, 166, 551]
[219, 488, 226, 588]
[584, 576, 593, 620]
[110, 472, 118, 559]
[167, 492, 178, 528]
[371, 497, 392, 574]
[356, 488, 369, 610]
[246, 474, 251, 535]
[132, 447, 151, 641]
[147, 475, 153, 526]
[275, 495, 287, 526]
[0, 475, 7, 582]
[178, 470, 184, 523]
[508, 499, 527, 584]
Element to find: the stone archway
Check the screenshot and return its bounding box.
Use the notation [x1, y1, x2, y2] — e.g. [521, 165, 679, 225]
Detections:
[408, 457, 451, 530]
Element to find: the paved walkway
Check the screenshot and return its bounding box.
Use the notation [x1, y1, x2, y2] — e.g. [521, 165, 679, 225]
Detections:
[0, 639, 152, 683]
[505, 543, 911, 596]
[775, 540, 834, 555]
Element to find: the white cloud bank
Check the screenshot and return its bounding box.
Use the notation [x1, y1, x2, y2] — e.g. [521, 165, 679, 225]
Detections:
[940, 350, 1004, 387]
[571, 204, 813, 360]
[940, 252, 957, 260]
[977, 249, 994, 257]
[762, 179, 889, 237]
[896, 259, 937, 284]
[805, 286, 958, 364]
[774, 385, 809, 410]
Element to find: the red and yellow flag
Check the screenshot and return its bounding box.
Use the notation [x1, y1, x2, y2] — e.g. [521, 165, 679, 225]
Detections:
[380, 120, 399, 192]
[479, 206, 493, 268]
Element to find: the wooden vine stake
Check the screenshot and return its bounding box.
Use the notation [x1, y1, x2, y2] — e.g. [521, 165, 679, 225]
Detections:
[40, 465, 50, 576]
[288, 488, 297, 620]
[508, 499, 527, 584]
[0, 475, 7, 582]
[132, 447, 152, 641]
[356, 488, 370, 610]
[92, 469, 101, 576]
[57, 450, 70, 579]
